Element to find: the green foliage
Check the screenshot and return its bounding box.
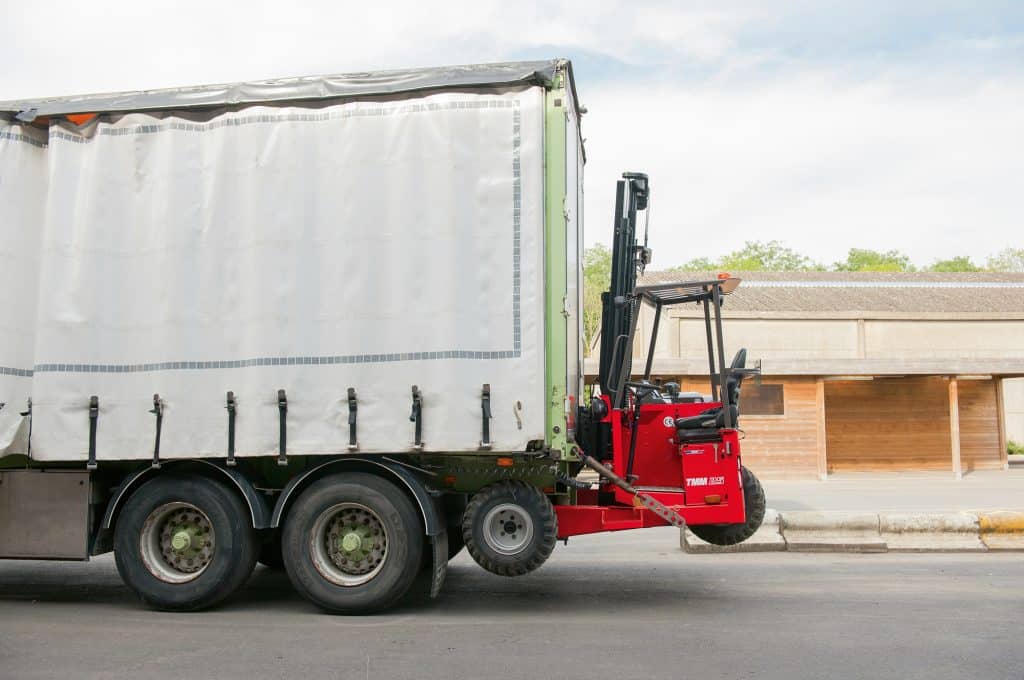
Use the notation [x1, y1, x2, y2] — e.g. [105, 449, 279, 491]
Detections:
[668, 241, 820, 273]
[582, 238, 1021, 358]
[1008, 440, 1024, 456]
[927, 256, 981, 272]
[719, 240, 821, 272]
[986, 248, 1024, 272]
[668, 256, 717, 272]
[582, 244, 611, 357]
[832, 248, 915, 272]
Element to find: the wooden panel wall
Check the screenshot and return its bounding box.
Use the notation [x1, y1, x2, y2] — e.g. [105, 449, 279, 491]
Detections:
[647, 374, 1004, 476]
[825, 377, 951, 472]
[957, 379, 1003, 471]
[676, 376, 820, 479]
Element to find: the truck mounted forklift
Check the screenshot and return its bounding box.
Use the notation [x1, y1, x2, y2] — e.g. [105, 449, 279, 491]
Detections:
[0, 62, 765, 615]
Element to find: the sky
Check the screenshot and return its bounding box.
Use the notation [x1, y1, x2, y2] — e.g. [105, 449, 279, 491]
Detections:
[2, 1, 1022, 269]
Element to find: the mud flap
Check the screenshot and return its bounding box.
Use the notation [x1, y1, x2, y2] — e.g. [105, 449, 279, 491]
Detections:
[428, 528, 448, 599]
[408, 527, 449, 602]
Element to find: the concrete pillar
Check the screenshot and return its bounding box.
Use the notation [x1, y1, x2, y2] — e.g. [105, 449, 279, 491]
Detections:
[948, 377, 962, 480]
[815, 377, 828, 480]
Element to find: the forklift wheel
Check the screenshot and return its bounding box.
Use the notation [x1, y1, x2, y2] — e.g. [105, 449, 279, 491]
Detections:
[689, 466, 766, 546]
[463, 481, 557, 577]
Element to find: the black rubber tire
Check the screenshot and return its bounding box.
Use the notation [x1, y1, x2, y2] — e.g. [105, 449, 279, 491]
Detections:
[114, 474, 258, 612]
[463, 481, 557, 577]
[281, 472, 422, 614]
[258, 532, 285, 569]
[689, 466, 766, 546]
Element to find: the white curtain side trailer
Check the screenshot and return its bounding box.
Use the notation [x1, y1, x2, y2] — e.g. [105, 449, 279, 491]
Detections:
[0, 60, 584, 465]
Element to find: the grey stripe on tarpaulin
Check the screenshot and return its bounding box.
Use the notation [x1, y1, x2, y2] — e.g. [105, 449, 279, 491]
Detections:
[512, 105, 521, 354]
[0, 130, 47, 148]
[5, 97, 525, 378]
[30, 350, 518, 375]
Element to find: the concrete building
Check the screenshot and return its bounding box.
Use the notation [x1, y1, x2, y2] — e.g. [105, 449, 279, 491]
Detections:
[585, 272, 1024, 479]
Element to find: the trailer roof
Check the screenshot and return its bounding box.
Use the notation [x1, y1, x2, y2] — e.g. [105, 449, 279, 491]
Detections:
[635, 278, 741, 307]
[1, 59, 573, 122]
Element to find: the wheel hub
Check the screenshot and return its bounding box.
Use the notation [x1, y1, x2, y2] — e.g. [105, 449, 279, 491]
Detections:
[170, 530, 192, 551]
[311, 503, 389, 586]
[340, 532, 362, 553]
[140, 502, 216, 584]
[482, 503, 534, 556]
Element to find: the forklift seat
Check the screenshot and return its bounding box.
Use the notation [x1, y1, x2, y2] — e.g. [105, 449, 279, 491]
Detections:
[676, 428, 725, 444]
[675, 405, 738, 435]
[675, 349, 748, 439]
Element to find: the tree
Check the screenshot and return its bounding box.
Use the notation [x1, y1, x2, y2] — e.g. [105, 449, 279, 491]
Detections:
[927, 256, 981, 272]
[832, 248, 914, 272]
[986, 248, 1024, 272]
[718, 240, 820, 272]
[582, 244, 612, 356]
[667, 256, 717, 272]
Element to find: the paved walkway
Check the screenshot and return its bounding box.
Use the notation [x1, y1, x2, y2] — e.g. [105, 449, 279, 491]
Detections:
[762, 469, 1024, 513]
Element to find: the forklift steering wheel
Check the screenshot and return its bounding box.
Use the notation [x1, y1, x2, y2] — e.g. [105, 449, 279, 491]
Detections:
[624, 381, 658, 393]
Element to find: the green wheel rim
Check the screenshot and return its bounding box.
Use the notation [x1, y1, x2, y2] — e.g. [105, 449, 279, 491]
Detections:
[309, 502, 388, 587]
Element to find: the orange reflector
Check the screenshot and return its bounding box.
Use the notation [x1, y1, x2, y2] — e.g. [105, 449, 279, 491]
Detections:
[443, 476, 457, 486]
[496, 457, 514, 467]
[542, 486, 555, 494]
[704, 494, 722, 505]
[66, 113, 97, 126]
[717, 272, 730, 280]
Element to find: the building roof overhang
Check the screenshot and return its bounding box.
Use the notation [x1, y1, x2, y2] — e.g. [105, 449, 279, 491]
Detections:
[583, 357, 1024, 379]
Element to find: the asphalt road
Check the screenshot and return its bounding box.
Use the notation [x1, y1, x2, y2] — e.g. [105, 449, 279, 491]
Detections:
[0, 528, 1020, 680]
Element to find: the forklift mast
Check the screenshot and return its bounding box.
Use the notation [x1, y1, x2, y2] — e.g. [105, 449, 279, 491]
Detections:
[597, 172, 651, 401]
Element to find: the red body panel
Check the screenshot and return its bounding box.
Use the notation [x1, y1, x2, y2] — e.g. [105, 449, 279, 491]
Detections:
[561, 396, 746, 538]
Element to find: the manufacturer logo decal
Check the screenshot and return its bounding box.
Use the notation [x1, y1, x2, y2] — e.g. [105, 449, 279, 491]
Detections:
[663, 416, 675, 428]
[685, 476, 725, 487]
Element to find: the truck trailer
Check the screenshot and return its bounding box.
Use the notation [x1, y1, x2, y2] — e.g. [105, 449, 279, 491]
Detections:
[0, 59, 765, 613]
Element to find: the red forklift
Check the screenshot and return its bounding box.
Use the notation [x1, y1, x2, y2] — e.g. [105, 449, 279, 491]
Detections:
[555, 171, 766, 547]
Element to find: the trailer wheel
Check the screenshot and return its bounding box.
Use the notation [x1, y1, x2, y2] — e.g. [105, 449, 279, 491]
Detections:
[689, 466, 766, 546]
[281, 472, 422, 614]
[114, 474, 258, 611]
[463, 481, 557, 577]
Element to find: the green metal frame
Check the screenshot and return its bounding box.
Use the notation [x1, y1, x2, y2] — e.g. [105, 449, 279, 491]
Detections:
[544, 68, 569, 459]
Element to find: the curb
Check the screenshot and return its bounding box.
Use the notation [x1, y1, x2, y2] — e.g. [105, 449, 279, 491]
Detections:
[682, 509, 786, 553]
[978, 511, 1024, 550]
[680, 509, 1024, 554]
[783, 512, 886, 553]
[879, 512, 985, 552]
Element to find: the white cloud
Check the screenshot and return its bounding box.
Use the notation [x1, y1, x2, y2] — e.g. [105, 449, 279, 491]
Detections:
[3, 0, 1021, 267]
[580, 72, 1024, 266]
[0, 2, 762, 97]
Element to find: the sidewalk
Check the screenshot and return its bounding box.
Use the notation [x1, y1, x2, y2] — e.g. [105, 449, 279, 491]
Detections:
[761, 469, 1024, 513]
[682, 469, 1024, 553]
